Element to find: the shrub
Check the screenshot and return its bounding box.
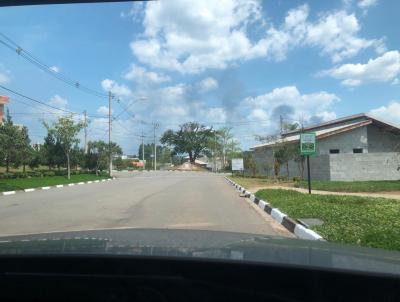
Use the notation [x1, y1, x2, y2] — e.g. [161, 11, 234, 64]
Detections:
[54, 170, 67, 176]
[43, 171, 55, 177]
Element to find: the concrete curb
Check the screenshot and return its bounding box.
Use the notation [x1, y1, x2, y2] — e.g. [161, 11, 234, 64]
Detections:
[224, 176, 323, 241]
[1, 177, 116, 197]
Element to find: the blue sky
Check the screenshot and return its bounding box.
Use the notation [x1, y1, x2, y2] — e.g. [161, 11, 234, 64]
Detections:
[0, 0, 399, 154]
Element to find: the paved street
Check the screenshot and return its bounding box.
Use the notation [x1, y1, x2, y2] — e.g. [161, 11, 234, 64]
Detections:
[0, 171, 292, 238]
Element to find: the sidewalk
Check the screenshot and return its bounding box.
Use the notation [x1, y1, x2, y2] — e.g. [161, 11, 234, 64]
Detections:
[248, 185, 400, 200]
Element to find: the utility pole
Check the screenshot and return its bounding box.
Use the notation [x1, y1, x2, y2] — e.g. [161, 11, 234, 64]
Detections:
[83, 110, 88, 154]
[153, 123, 159, 171]
[108, 91, 112, 177]
[140, 130, 145, 170]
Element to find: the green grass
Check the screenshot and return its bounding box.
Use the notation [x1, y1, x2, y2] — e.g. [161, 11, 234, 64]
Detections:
[256, 189, 400, 251]
[230, 175, 291, 190]
[0, 174, 109, 192]
[295, 180, 400, 192]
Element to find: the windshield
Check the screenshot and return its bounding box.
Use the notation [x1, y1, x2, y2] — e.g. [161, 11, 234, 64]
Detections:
[0, 0, 400, 275]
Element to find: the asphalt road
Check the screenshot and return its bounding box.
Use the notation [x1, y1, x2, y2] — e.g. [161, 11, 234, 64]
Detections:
[0, 171, 292, 238]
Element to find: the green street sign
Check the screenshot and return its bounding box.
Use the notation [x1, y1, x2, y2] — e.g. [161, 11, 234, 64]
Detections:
[300, 132, 316, 155]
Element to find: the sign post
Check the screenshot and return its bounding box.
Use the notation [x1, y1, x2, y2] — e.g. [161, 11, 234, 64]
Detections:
[300, 132, 316, 194]
[231, 158, 244, 176]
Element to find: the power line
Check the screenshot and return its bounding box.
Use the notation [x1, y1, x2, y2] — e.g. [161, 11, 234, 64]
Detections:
[0, 32, 108, 99]
[0, 85, 104, 118]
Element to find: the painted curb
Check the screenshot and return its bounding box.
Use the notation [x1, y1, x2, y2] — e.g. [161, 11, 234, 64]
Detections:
[0, 178, 115, 197]
[3, 191, 16, 196]
[224, 176, 323, 241]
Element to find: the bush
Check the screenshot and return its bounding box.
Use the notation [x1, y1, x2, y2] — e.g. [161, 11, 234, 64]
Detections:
[292, 176, 301, 182]
[54, 170, 67, 176]
[43, 171, 55, 177]
[13, 172, 28, 179]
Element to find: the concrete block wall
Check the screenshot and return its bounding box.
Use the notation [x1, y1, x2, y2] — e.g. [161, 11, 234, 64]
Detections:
[310, 155, 331, 180]
[317, 126, 368, 155]
[329, 152, 400, 181]
[367, 125, 400, 153]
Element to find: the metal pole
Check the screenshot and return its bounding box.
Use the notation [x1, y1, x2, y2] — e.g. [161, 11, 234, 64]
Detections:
[108, 91, 112, 177]
[214, 132, 217, 172]
[153, 123, 157, 171]
[142, 131, 145, 169]
[307, 155, 311, 194]
[83, 110, 88, 154]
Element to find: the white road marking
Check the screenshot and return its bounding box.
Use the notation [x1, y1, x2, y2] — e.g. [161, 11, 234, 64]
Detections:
[42, 186, 51, 190]
[24, 188, 35, 192]
[56, 185, 64, 188]
[3, 191, 16, 195]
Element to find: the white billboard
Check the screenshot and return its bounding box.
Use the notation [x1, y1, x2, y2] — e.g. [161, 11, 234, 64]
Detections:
[231, 158, 244, 171]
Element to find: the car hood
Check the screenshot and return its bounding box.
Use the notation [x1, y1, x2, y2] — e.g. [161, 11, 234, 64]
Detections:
[0, 228, 399, 276]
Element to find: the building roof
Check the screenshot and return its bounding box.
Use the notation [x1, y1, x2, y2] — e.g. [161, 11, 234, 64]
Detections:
[252, 113, 400, 150]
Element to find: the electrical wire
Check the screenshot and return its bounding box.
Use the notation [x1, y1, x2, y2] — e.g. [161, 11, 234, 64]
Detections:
[0, 32, 108, 99]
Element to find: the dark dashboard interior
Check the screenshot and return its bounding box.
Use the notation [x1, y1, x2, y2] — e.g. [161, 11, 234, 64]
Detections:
[0, 255, 398, 302]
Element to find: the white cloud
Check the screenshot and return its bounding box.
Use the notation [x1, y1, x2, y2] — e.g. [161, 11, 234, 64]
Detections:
[241, 86, 339, 129]
[0, 72, 9, 84]
[369, 101, 400, 124]
[303, 9, 384, 62]
[321, 50, 400, 86]
[101, 79, 132, 98]
[124, 64, 170, 84]
[0, 65, 11, 84]
[196, 77, 218, 92]
[97, 106, 110, 115]
[358, 0, 378, 9]
[49, 66, 60, 73]
[120, 1, 145, 21]
[48, 94, 68, 108]
[129, 1, 384, 73]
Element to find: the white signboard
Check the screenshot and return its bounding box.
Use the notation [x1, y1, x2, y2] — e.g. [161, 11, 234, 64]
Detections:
[231, 158, 244, 171]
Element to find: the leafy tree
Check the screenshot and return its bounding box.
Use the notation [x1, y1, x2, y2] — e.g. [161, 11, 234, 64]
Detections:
[41, 132, 64, 170]
[160, 122, 213, 163]
[86, 140, 122, 175]
[43, 116, 84, 179]
[211, 127, 241, 170]
[0, 111, 30, 172]
[70, 146, 85, 170]
[243, 151, 256, 176]
[28, 148, 41, 170]
[274, 143, 297, 178]
[17, 126, 32, 173]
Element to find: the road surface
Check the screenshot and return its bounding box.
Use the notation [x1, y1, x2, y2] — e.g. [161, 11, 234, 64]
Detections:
[0, 171, 292, 238]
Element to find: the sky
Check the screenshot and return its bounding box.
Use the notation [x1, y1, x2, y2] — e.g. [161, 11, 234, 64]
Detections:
[0, 0, 399, 155]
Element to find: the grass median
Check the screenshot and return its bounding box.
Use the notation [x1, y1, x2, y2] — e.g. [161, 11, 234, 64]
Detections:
[0, 174, 109, 192]
[230, 175, 291, 190]
[295, 180, 400, 192]
[255, 189, 400, 251]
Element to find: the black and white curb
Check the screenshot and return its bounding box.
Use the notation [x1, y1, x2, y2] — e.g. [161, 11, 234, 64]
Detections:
[225, 177, 323, 241]
[1, 177, 116, 197]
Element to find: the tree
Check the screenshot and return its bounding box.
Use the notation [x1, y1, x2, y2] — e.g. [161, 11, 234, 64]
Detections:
[0, 111, 30, 172]
[160, 122, 213, 163]
[274, 143, 297, 178]
[17, 126, 32, 173]
[214, 128, 242, 170]
[86, 140, 122, 175]
[43, 116, 84, 179]
[243, 151, 256, 176]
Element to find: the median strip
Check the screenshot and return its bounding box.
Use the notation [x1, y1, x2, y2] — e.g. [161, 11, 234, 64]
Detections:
[224, 176, 323, 241]
[0, 177, 115, 197]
